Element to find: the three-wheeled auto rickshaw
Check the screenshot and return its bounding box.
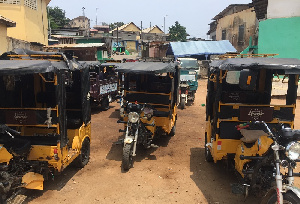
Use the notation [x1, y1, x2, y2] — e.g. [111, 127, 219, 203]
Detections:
[0, 50, 91, 202]
[80, 61, 118, 110]
[116, 62, 179, 170]
[205, 57, 300, 203]
[177, 58, 199, 109]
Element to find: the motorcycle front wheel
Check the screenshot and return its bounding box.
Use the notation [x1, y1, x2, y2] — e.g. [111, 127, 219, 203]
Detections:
[266, 191, 300, 204]
[122, 143, 133, 170]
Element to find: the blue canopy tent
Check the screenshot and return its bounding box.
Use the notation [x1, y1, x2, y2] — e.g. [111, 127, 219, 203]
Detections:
[167, 40, 237, 60]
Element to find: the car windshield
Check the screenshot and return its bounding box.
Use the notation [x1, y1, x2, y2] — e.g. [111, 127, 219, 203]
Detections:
[179, 60, 198, 68]
[180, 75, 196, 81]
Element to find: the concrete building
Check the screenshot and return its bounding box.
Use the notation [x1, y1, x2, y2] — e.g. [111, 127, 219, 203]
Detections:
[207, 4, 258, 53]
[0, 0, 51, 49]
[0, 15, 16, 54]
[141, 25, 166, 42]
[68, 16, 90, 36]
[111, 22, 141, 53]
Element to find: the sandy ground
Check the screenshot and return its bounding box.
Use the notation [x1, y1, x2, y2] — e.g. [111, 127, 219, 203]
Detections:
[26, 79, 300, 204]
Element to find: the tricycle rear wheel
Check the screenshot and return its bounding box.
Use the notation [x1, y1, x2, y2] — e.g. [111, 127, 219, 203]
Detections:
[75, 138, 90, 168]
[205, 133, 213, 162]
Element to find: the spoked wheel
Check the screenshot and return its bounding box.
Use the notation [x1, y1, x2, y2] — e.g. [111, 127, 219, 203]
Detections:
[266, 192, 300, 204]
[122, 143, 133, 171]
[205, 133, 213, 162]
[101, 97, 110, 111]
[75, 138, 90, 168]
[180, 98, 185, 109]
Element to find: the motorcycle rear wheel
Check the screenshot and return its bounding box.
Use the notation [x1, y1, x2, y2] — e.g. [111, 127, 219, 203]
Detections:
[266, 191, 300, 204]
[122, 143, 133, 171]
[180, 98, 185, 109]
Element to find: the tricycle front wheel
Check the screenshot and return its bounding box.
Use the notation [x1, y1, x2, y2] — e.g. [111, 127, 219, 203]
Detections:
[122, 143, 133, 171]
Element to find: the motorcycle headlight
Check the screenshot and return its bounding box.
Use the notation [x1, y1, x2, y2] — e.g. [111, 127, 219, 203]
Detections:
[286, 141, 300, 160]
[128, 112, 139, 123]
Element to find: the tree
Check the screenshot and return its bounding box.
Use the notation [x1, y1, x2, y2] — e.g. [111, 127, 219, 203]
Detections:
[109, 22, 125, 31]
[47, 6, 70, 29]
[168, 21, 188, 42]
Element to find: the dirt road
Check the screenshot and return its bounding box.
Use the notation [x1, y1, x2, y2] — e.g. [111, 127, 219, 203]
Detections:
[27, 79, 300, 204]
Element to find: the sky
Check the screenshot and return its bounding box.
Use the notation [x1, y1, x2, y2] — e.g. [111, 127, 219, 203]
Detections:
[48, 0, 252, 39]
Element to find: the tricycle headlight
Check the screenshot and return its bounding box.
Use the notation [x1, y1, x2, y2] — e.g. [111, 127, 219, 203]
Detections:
[286, 141, 300, 160]
[128, 112, 139, 123]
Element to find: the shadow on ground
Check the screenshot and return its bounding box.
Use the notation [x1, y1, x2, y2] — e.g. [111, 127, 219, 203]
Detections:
[190, 147, 259, 204]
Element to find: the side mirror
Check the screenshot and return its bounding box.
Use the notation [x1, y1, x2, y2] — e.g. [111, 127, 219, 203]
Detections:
[239, 69, 257, 90]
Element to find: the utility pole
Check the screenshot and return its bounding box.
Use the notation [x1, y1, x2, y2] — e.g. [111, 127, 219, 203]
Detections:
[82, 7, 86, 36]
[164, 15, 168, 34]
[96, 8, 99, 26]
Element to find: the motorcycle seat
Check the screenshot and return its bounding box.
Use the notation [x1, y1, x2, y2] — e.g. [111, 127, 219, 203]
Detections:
[240, 129, 268, 143]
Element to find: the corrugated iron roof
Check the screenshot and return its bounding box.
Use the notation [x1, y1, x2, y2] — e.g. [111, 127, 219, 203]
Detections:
[170, 40, 237, 57]
[111, 22, 141, 32]
[0, 15, 16, 27]
[212, 4, 253, 20]
[47, 43, 105, 48]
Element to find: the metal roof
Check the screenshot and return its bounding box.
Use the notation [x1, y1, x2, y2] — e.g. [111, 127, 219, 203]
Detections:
[115, 62, 178, 74]
[170, 40, 237, 57]
[0, 15, 16, 27]
[47, 43, 105, 48]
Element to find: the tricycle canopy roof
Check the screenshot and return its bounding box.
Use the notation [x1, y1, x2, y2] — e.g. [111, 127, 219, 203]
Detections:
[210, 58, 300, 74]
[115, 62, 178, 74]
[0, 50, 84, 75]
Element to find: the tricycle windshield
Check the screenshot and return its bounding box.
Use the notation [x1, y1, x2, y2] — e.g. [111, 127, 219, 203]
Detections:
[180, 75, 196, 81]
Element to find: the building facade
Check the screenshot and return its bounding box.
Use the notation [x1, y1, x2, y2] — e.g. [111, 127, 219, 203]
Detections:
[207, 4, 258, 53]
[0, 15, 16, 54]
[0, 0, 50, 48]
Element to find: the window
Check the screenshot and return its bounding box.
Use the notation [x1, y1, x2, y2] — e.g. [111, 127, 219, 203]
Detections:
[24, 0, 37, 10]
[0, 0, 20, 4]
[238, 24, 245, 43]
[222, 29, 226, 40]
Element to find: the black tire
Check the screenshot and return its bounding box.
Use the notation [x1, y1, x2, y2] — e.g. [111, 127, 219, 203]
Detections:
[101, 97, 110, 111]
[169, 121, 176, 136]
[266, 191, 300, 204]
[122, 143, 133, 171]
[180, 98, 185, 109]
[205, 133, 213, 162]
[75, 138, 90, 168]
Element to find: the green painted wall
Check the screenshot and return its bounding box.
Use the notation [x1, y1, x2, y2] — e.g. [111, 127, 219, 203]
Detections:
[258, 17, 300, 59]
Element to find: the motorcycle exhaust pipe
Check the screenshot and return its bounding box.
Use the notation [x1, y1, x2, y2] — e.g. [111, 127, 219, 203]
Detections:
[240, 155, 264, 160]
[119, 129, 126, 132]
[117, 120, 126, 124]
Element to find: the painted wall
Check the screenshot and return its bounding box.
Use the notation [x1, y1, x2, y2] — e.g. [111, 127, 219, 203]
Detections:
[0, 23, 8, 54]
[258, 17, 300, 59]
[215, 8, 257, 52]
[122, 23, 140, 32]
[267, 0, 300, 19]
[0, 0, 49, 46]
[125, 41, 137, 52]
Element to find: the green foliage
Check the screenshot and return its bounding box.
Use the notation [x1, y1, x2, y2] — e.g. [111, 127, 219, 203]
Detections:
[109, 22, 125, 30]
[168, 21, 187, 42]
[47, 6, 70, 29]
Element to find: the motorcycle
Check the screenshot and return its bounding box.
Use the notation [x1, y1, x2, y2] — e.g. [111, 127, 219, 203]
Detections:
[235, 121, 300, 204]
[118, 102, 156, 170]
[179, 83, 189, 109]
